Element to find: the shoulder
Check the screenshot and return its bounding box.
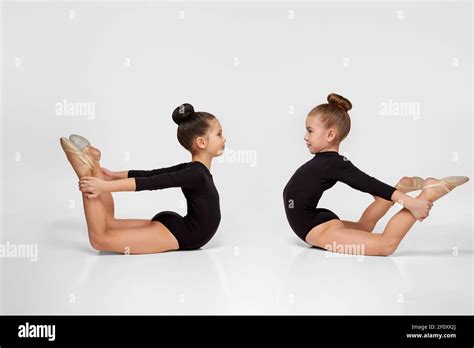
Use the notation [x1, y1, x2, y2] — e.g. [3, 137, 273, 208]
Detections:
[173, 161, 202, 170]
[313, 153, 354, 173]
[164, 161, 206, 177]
[190, 161, 213, 176]
[311, 153, 348, 164]
[337, 153, 352, 163]
[186, 161, 210, 180]
[332, 154, 356, 170]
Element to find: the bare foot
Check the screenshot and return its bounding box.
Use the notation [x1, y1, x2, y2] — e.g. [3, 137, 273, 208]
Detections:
[395, 176, 420, 193]
[420, 177, 454, 202]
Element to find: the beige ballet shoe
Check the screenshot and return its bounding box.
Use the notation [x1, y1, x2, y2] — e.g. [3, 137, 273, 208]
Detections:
[422, 176, 470, 193]
[396, 176, 424, 191]
[69, 134, 91, 149]
[60, 137, 93, 171]
[69, 134, 101, 161]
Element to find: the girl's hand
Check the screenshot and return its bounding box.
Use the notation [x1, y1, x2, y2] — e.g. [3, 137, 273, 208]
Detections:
[101, 167, 116, 181]
[404, 197, 433, 222]
[79, 177, 107, 199]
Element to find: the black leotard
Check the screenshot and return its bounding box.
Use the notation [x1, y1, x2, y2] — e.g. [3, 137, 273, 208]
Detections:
[283, 151, 397, 242]
[128, 161, 221, 250]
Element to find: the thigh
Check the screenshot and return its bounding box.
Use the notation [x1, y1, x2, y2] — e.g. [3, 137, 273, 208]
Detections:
[340, 220, 373, 232]
[302, 208, 340, 243]
[306, 220, 386, 256]
[305, 219, 342, 245]
[102, 221, 179, 254]
[108, 218, 151, 229]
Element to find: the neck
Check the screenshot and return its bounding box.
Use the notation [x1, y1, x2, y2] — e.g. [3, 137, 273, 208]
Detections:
[321, 145, 339, 152]
[192, 154, 212, 171]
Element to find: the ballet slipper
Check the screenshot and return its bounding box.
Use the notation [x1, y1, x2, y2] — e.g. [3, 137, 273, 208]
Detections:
[60, 137, 93, 171]
[69, 133, 101, 162]
[69, 134, 91, 149]
[396, 176, 424, 191]
[422, 176, 470, 193]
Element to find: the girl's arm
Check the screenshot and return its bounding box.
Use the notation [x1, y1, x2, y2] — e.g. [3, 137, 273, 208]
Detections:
[391, 190, 432, 221]
[330, 156, 432, 221]
[101, 167, 128, 180]
[332, 156, 397, 201]
[113, 171, 129, 179]
[105, 178, 136, 192]
[79, 177, 136, 198]
[391, 190, 411, 205]
[80, 163, 203, 198]
[103, 163, 190, 181]
[106, 166, 200, 192]
[127, 163, 190, 178]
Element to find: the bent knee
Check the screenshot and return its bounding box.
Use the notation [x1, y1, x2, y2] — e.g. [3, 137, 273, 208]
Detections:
[380, 238, 398, 256]
[89, 239, 102, 251]
[106, 217, 119, 228]
[89, 235, 108, 251]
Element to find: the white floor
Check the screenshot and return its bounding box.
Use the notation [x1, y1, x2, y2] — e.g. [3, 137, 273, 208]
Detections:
[1, 212, 472, 315]
[1, 0, 472, 316]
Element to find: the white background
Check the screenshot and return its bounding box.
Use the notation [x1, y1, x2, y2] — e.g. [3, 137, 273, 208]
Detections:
[1, 0, 472, 314]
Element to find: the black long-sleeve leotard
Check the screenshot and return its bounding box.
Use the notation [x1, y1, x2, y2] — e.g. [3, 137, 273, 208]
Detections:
[128, 161, 221, 250]
[283, 151, 397, 242]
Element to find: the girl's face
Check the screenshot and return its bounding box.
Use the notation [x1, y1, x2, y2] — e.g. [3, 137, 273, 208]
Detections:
[304, 114, 337, 154]
[196, 118, 226, 157]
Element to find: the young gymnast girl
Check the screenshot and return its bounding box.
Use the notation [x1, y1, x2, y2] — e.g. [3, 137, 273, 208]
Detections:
[283, 93, 469, 256]
[60, 103, 226, 254]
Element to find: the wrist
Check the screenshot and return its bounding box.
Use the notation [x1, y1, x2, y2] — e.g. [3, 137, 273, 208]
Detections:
[399, 196, 414, 209]
[115, 171, 127, 180]
[391, 190, 413, 208]
[103, 180, 112, 193]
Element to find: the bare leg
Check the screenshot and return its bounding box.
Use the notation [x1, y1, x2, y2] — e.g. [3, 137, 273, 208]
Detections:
[63, 147, 179, 253]
[62, 147, 108, 248]
[83, 163, 179, 253]
[83, 146, 150, 229]
[81, 146, 114, 219]
[341, 176, 419, 232]
[306, 177, 453, 256]
[340, 197, 393, 232]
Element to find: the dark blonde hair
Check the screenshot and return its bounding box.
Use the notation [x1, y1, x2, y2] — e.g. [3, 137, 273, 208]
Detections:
[308, 93, 352, 143]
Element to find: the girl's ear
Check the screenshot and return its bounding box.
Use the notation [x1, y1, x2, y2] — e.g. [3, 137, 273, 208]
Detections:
[195, 135, 208, 150]
[327, 128, 337, 142]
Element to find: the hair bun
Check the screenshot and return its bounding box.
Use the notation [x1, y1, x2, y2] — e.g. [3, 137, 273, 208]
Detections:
[172, 103, 195, 125]
[327, 93, 352, 112]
